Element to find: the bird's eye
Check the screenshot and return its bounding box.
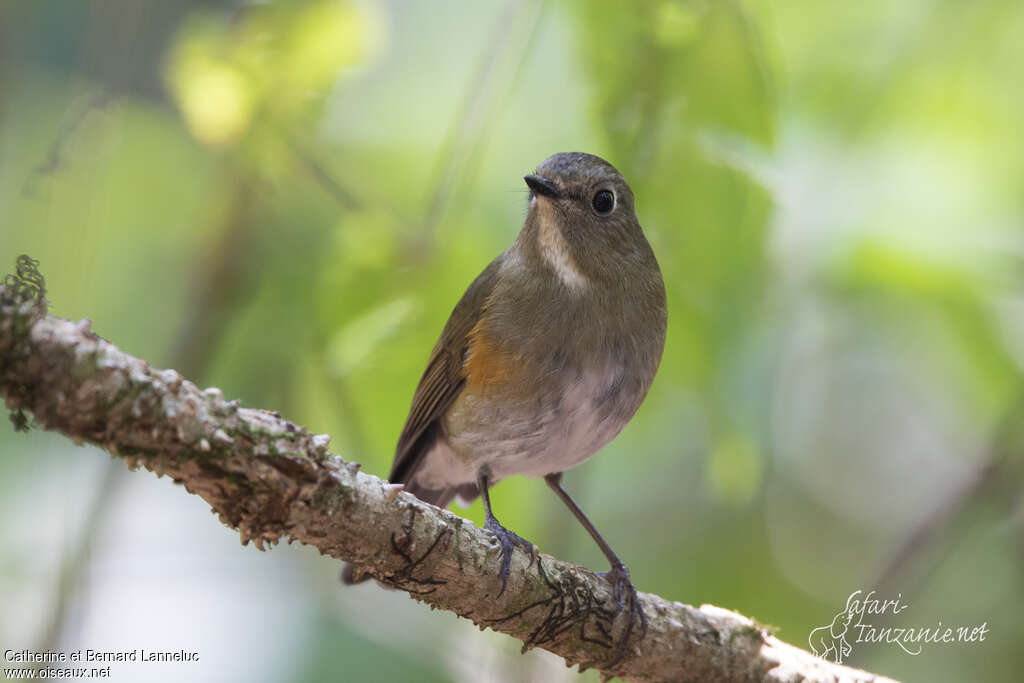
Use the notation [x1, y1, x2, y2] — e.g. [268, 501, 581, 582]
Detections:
[592, 189, 615, 215]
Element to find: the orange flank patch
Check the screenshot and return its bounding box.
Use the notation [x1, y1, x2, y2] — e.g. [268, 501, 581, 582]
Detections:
[463, 320, 519, 395]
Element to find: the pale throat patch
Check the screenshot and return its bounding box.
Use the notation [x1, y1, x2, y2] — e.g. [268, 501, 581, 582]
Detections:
[535, 199, 588, 290]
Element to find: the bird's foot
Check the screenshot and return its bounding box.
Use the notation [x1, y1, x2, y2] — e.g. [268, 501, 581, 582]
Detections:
[484, 516, 535, 596]
[597, 562, 647, 667]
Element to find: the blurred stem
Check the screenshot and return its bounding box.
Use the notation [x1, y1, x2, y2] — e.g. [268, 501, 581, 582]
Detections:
[170, 177, 258, 381]
[31, 464, 127, 676]
[731, 0, 775, 131]
[23, 88, 113, 197]
[412, 0, 539, 259]
[873, 391, 1024, 595]
[328, 374, 370, 461]
[286, 134, 364, 213]
[457, 0, 549, 201]
[31, 172, 262, 659]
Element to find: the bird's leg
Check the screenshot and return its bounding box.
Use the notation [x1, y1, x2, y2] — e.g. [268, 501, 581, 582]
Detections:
[544, 472, 647, 664]
[477, 469, 534, 596]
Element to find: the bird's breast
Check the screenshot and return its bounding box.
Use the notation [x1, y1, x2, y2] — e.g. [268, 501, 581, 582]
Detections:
[443, 320, 653, 481]
[437, 252, 664, 482]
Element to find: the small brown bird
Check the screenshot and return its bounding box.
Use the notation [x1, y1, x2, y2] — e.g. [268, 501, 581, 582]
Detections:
[346, 152, 666, 656]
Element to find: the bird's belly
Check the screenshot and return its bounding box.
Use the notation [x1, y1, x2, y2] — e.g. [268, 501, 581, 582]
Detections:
[442, 365, 641, 482]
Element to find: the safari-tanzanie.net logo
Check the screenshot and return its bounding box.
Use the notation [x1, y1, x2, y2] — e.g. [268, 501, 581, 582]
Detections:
[808, 590, 989, 664]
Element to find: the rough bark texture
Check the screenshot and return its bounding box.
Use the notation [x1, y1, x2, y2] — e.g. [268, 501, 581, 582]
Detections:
[0, 274, 897, 683]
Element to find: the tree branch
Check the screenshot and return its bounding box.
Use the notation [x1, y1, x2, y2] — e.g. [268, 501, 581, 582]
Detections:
[0, 276, 896, 683]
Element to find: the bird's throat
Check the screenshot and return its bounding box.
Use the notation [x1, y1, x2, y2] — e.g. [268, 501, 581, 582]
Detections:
[533, 201, 588, 290]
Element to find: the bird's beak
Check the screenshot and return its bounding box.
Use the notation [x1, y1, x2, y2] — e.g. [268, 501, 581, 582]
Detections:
[524, 174, 561, 200]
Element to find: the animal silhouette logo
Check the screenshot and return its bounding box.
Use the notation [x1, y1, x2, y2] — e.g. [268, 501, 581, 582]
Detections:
[809, 592, 860, 664]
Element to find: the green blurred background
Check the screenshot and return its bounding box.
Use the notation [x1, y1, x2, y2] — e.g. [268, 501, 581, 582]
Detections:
[2, 1, 1022, 681]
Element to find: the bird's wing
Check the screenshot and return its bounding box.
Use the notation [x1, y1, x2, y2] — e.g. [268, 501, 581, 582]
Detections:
[388, 256, 503, 485]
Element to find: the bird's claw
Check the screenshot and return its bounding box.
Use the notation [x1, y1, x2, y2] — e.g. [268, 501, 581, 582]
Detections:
[485, 517, 534, 596]
[598, 562, 647, 667]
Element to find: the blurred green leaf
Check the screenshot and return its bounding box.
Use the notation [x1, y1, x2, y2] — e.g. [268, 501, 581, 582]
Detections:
[326, 297, 416, 377]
